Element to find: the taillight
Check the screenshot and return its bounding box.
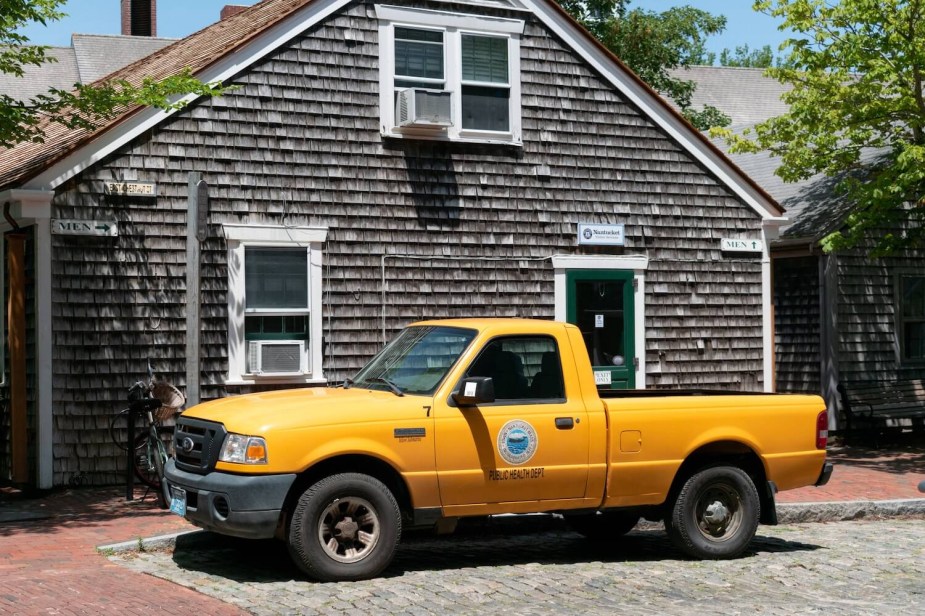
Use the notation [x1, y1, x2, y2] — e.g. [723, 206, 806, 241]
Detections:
[816, 410, 828, 449]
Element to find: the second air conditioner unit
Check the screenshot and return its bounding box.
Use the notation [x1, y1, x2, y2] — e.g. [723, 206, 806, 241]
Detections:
[247, 340, 307, 375]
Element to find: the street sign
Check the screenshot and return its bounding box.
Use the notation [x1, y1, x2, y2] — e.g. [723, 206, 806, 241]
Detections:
[51, 219, 119, 237]
[103, 180, 157, 197]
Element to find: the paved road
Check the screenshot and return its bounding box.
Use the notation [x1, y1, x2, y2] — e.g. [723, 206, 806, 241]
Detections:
[111, 518, 925, 615]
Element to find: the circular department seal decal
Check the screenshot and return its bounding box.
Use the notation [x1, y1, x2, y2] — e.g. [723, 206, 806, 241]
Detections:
[583, 228, 594, 240]
[497, 420, 538, 466]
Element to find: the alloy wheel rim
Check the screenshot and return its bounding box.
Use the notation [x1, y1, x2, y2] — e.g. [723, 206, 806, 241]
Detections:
[317, 496, 380, 563]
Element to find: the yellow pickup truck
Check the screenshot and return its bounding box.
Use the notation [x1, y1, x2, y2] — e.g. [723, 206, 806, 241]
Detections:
[164, 319, 832, 582]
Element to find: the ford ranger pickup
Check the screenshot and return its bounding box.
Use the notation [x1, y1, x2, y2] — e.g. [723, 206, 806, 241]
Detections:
[164, 319, 832, 581]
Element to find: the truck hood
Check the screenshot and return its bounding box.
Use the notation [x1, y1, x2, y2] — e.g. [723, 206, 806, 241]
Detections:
[180, 386, 422, 434]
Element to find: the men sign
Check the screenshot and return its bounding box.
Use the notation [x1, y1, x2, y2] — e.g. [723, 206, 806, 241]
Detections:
[51, 219, 119, 237]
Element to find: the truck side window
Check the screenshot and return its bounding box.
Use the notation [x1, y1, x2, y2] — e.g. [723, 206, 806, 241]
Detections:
[467, 337, 564, 402]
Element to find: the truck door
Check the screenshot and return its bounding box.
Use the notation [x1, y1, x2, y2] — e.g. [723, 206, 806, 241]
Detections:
[566, 270, 635, 389]
[433, 335, 590, 506]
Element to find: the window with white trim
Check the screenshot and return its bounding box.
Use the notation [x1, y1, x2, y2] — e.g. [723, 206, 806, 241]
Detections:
[224, 224, 327, 385]
[376, 5, 524, 144]
[899, 275, 925, 362]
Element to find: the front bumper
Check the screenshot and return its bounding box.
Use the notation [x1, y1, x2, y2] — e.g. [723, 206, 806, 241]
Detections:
[164, 458, 296, 540]
[815, 461, 834, 487]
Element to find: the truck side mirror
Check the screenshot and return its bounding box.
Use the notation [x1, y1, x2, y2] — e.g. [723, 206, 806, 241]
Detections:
[453, 377, 495, 406]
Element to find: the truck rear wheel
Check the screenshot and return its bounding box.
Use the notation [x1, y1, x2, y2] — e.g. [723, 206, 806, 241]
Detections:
[288, 473, 401, 582]
[565, 511, 639, 540]
[666, 465, 759, 560]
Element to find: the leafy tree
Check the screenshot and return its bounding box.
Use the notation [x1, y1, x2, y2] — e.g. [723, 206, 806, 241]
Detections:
[719, 44, 776, 68]
[557, 0, 732, 130]
[0, 0, 227, 148]
[714, 0, 925, 255]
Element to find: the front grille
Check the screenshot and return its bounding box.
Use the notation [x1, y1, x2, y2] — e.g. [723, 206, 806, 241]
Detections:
[174, 417, 227, 474]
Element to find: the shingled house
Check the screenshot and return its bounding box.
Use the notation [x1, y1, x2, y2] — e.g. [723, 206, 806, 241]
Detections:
[0, 0, 786, 489]
[679, 66, 925, 431]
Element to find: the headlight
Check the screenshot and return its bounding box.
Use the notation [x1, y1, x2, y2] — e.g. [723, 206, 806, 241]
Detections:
[219, 434, 268, 464]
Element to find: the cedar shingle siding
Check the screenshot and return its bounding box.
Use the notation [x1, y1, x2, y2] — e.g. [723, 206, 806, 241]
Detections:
[774, 256, 821, 394]
[30, 2, 768, 485]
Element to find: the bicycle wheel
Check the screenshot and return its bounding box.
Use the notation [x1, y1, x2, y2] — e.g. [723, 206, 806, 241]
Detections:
[132, 427, 174, 489]
[110, 409, 134, 452]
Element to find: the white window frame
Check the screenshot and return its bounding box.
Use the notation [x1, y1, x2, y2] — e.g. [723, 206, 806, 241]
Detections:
[223, 224, 328, 385]
[376, 4, 524, 145]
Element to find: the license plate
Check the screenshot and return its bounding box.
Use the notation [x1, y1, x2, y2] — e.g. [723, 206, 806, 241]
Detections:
[169, 486, 187, 517]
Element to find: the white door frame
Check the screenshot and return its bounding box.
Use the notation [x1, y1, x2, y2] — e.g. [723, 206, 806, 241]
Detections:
[552, 255, 649, 389]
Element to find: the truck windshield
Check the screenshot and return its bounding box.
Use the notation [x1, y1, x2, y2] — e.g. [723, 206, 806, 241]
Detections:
[351, 326, 477, 396]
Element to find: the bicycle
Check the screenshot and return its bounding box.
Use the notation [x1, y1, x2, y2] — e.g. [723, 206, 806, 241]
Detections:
[109, 371, 185, 506]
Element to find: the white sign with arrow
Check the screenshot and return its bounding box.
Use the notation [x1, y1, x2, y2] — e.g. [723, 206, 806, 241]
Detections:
[52, 219, 119, 237]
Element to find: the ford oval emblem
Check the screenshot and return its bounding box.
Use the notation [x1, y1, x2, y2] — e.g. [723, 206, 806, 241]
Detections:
[181, 437, 195, 454]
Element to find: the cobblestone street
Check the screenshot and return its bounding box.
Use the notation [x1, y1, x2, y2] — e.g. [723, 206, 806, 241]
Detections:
[111, 518, 925, 615]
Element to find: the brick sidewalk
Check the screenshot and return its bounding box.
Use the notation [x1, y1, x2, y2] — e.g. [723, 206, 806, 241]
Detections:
[1, 442, 923, 615]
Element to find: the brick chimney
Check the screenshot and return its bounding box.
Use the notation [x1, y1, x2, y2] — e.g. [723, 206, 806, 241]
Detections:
[121, 0, 156, 37]
[221, 5, 249, 20]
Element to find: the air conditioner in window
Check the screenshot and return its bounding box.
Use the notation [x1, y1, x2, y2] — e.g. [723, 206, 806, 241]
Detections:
[396, 88, 453, 128]
[247, 340, 307, 375]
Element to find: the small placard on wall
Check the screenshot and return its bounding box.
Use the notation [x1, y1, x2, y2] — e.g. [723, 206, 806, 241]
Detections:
[578, 223, 625, 246]
[595, 314, 604, 328]
[720, 238, 763, 253]
[594, 371, 612, 386]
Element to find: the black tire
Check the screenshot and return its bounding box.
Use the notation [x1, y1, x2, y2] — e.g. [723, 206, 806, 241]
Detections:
[288, 473, 401, 582]
[666, 465, 760, 560]
[566, 511, 639, 540]
[132, 427, 174, 490]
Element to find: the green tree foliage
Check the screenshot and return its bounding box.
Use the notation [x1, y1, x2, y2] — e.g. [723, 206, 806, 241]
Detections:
[714, 0, 925, 255]
[719, 44, 776, 68]
[557, 0, 732, 130]
[0, 0, 228, 148]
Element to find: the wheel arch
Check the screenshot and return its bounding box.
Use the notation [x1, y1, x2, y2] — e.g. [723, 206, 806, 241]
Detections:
[666, 440, 774, 525]
[281, 454, 414, 530]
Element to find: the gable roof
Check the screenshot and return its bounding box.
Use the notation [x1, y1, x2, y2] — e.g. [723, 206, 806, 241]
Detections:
[72, 34, 177, 83]
[0, 0, 784, 222]
[0, 35, 176, 104]
[0, 47, 79, 103]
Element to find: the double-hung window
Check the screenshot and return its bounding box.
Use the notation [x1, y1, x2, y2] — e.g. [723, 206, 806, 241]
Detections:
[899, 275, 925, 362]
[377, 5, 524, 144]
[224, 224, 327, 384]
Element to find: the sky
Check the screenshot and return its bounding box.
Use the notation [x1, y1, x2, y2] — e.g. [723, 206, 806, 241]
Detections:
[18, 1, 790, 60]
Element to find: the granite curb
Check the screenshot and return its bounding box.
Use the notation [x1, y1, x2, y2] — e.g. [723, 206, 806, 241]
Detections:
[97, 498, 925, 554]
[777, 498, 925, 523]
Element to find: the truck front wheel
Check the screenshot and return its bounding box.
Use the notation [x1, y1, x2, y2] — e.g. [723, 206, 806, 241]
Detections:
[288, 473, 401, 581]
[666, 465, 759, 560]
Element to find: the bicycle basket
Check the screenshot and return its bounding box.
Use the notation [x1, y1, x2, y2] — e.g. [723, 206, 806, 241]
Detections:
[151, 381, 186, 421]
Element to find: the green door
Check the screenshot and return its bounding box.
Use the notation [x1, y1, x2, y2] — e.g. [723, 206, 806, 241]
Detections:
[566, 271, 635, 389]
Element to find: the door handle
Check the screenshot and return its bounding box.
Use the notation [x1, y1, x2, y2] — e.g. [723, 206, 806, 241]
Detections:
[555, 417, 574, 430]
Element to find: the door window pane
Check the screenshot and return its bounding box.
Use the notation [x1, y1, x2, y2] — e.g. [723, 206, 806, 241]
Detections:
[245, 247, 308, 310]
[467, 337, 563, 401]
[575, 280, 626, 367]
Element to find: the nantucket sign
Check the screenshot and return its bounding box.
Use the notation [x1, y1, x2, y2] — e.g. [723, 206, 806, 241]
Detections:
[578, 223, 625, 246]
